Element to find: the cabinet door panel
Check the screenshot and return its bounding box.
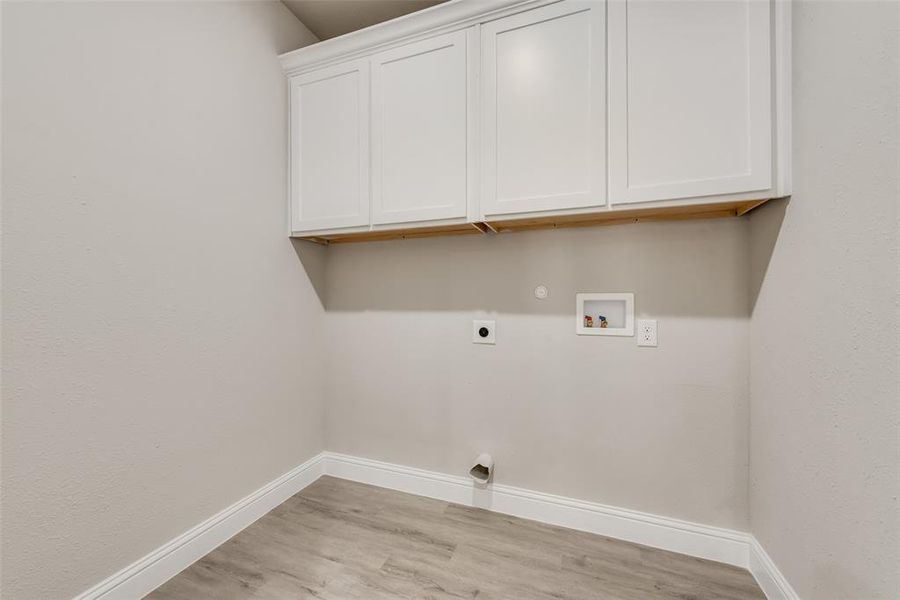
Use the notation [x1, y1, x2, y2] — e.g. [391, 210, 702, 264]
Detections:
[481, 1, 607, 217]
[290, 60, 369, 232]
[372, 30, 472, 225]
[608, 0, 772, 204]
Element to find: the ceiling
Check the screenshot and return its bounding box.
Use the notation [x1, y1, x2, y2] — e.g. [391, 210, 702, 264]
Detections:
[282, 0, 448, 41]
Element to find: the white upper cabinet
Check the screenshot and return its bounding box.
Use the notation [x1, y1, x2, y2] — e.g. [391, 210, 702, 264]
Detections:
[480, 1, 607, 217]
[371, 30, 474, 225]
[280, 0, 789, 239]
[608, 0, 773, 205]
[289, 59, 369, 233]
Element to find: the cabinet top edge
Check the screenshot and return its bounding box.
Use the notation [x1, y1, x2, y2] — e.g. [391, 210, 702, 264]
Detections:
[278, 0, 551, 76]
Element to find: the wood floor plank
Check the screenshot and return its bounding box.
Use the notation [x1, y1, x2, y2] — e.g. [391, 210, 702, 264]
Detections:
[147, 476, 765, 600]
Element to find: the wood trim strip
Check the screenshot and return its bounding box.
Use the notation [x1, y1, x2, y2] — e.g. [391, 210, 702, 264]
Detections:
[296, 199, 771, 244]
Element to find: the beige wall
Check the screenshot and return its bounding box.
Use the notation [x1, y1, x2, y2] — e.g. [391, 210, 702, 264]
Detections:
[324, 219, 752, 530]
[749, 1, 900, 598]
[0, 2, 323, 598]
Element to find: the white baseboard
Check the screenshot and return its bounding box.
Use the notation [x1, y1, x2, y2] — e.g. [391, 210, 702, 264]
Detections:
[72, 453, 325, 600]
[72, 450, 796, 600]
[323, 452, 752, 568]
[749, 536, 800, 600]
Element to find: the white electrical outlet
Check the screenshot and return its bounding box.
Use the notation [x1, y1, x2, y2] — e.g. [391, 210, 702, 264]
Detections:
[473, 320, 496, 344]
[637, 319, 658, 347]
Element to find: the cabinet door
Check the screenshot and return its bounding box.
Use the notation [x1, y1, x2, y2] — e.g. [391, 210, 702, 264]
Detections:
[289, 59, 369, 233]
[480, 1, 607, 217]
[608, 0, 772, 205]
[371, 30, 473, 225]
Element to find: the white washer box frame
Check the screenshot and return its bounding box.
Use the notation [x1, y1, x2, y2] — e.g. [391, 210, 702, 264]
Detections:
[576, 293, 635, 336]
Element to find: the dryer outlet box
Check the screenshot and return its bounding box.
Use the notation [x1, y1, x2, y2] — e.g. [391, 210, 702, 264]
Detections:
[473, 320, 496, 344]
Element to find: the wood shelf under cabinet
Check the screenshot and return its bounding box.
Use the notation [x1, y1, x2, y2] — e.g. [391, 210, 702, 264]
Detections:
[298, 199, 771, 245]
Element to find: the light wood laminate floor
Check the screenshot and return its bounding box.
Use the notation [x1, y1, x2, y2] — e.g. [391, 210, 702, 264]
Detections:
[148, 476, 765, 600]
